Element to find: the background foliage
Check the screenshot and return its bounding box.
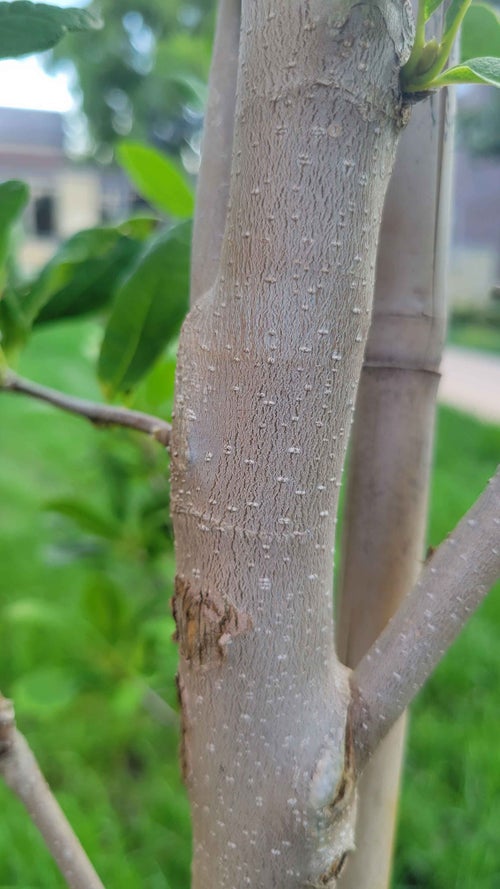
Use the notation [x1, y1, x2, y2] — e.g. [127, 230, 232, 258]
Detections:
[48, 0, 215, 159]
[1, 318, 499, 887]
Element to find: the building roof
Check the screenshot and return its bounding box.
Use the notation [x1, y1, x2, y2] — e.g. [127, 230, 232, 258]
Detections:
[453, 150, 500, 255]
[0, 107, 64, 151]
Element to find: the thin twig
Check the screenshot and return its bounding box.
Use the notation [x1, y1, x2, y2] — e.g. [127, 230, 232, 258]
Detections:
[1, 371, 171, 447]
[351, 467, 500, 773]
[0, 695, 107, 889]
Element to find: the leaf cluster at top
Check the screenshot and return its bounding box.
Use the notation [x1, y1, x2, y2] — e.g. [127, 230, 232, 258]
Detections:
[0, 1, 101, 59]
[402, 0, 500, 92]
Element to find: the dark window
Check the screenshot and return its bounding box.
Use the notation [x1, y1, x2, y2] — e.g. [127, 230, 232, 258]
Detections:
[34, 195, 55, 237]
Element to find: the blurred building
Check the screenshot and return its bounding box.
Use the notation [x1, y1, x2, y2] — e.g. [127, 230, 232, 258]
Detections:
[0, 107, 131, 273]
[450, 148, 500, 308]
[0, 106, 498, 306]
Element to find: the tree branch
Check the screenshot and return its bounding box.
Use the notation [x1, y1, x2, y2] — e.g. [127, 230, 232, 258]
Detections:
[0, 695, 106, 889]
[351, 468, 500, 772]
[1, 371, 171, 447]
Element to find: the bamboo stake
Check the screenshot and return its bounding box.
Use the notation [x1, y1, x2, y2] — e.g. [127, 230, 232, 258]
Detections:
[190, 0, 240, 305]
[336, 21, 455, 887]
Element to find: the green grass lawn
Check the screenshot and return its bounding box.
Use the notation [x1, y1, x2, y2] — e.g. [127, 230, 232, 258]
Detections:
[0, 319, 499, 888]
[394, 409, 500, 889]
[447, 307, 500, 357]
[448, 321, 500, 356]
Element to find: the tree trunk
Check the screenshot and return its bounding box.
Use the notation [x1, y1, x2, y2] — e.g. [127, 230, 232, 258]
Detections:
[170, 1, 412, 885]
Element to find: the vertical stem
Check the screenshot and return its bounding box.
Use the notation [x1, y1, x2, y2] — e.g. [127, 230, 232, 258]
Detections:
[336, 35, 455, 889]
[402, 0, 426, 79]
[171, 2, 412, 886]
[190, 0, 240, 305]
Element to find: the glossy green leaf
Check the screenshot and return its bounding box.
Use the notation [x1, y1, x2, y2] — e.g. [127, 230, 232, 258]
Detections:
[444, 0, 472, 32]
[429, 55, 500, 86]
[117, 141, 194, 218]
[98, 221, 191, 396]
[461, 2, 500, 61]
[0, 1, 101, 59]
[0, 180, 29, 278]
[118, 216, 159, 240]
[0, 288, 30, 356]
[133, 353, 177, 417]
[0, 181, 30, 353]
[24, 218, 155, 326]
[424, 0, 446, 20]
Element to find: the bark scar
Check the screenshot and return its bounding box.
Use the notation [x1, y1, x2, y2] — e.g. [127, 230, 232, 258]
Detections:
[329, 701, 356, 811]
[172, 575, 253, 667]
[312, 707, 358, 887]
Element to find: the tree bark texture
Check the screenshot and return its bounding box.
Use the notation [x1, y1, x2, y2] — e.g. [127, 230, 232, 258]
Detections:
[170, 2, 412, 885]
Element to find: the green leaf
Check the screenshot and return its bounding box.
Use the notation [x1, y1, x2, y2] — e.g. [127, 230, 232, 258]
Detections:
[132, 353, 177, 417]
[98, 222, 191, 396]
[118, 216, 159, 240]
[444, 0, 472, 33]
[24, 218, 155, 326]
[0, 180, 29, 280]
[461, 2, 500, 61]
[45, 497, 120, 540]
[117, 142, 194, 219]
[429, 55, 500, 86]
[167, 73, 208, 108]
[0, 181, 30, 354]
[0, 1, 101, 59]
[424, 0, 446, 20]
[0, 288, 30, 356]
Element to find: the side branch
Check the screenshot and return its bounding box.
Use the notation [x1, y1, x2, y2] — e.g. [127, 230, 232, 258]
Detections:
[0, 695, 106, 889]
[1, 371, 171, 447]
[351, 468, 500, 771]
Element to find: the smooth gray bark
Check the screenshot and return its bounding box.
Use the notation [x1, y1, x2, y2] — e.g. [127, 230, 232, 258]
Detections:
[171, 1, 412, 885]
